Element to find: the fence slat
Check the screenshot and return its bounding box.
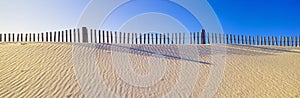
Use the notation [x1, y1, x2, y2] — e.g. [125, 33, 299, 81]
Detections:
[298, 36, 300, 47]
[0, 33, 2, 42]
[2, 27, 300, 46]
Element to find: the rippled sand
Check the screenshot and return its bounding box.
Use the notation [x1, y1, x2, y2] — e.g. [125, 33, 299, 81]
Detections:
[0, 43, 299, 98]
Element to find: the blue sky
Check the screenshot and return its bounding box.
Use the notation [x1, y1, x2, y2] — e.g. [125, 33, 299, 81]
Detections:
[0, 0, 299, 36]
[209, 0, 300, 36]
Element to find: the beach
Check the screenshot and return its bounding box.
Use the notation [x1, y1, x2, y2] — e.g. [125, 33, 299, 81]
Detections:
[0, 43, 299, 98]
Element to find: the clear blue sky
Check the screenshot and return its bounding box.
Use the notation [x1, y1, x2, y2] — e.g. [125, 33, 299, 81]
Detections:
[0, 0, 299, 36]
[209, 0, 300, 36]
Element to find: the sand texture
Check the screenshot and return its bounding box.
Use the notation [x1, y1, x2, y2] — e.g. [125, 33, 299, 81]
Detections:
[0, 43, 300, 98]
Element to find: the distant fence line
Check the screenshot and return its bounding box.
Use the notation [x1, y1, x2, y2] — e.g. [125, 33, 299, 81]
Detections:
[0, 27, 299, 47]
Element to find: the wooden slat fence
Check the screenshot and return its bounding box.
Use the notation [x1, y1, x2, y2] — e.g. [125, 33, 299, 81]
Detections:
[0, 27, 299, 47]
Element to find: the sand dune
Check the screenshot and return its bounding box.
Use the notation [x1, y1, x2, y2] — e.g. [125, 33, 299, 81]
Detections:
[0, 43, 299, 98]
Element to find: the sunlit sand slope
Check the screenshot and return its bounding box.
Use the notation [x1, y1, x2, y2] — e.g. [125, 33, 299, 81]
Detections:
[0, 43, 299, 98]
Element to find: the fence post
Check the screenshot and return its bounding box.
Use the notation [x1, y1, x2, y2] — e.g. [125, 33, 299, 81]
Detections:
[31, 33, 33, 42]
[179, 33, 181, 44]
[205, 32, 209, 44]
[0, 33, 2, 42]
[295, 36, 298, 47]
[134, 33, 137, 44]
[285, 36, 290, 46]
[225, 34, 228, 44]
[48, 32, 51, 42]
[114, 31, 117, 44]
[284, 36, 286, 46]
[70, 29, 73, 43]
[291, 36, 294, 47]
[271, 36, 274, 46]
[283, 36, 286, 46]
[189, 32, 192, 44]
[200, 29, 205, 44]
[287, 37, 290, 46]
[16, 33, 19, 42]
[252, 36, 255, 45]
[30, 33, 33, 42]
[212, 33, 215, 44]
[279, 36, 282, 46]
[159, 33, 163, 44]
[247, 36, 250, 45]
[233, 35, 236, 44]
[105, 31, 108, 43]
[183, 33, 185, 44]
[53, 32, 56, 42]
[12, 33, 15, 42]
[4, 34, 7, 42]
[209, 33, 212, 44]
[93, 30, 96, 43]
[58, 31, 61, 42]
[68, 30, 71, 43]
[152, 33, 154, 44]
[161, 33, 164, 44]
[285, 36, 289, 46]
[40, 33, 43, 42]
[13, 33, 15, 42]
[7, 33, 9, 42]
[245, 35, 248, 45]
[127, 33, 130, 44]
[118, 32, 121, 44]
[115, 31, 118, 44]
[211, 33, 215, 44]
[81, 27, 88, 43]
[267, 36, 270, 46]
[136, 33, 139, 44]
[291, 36, 293, 47]
[193, 32, 196, 44]
[178, 33, 181, 44]
[237, 35, 240, 45]
[110, 31, 113, 44]
[73, 29, 77, 43]
[90, 29, 93, 43]
[196, 32, 199, 44]
[149, 33, 153, 44]
[240, 35, 243, 44]
[214, 33, 218, 44]
[46, 32, 49, 42]
[65, 30, 68, 42]
[298, 36, 300, 47]
[61, 31, 64, 42]
[289, 36, 292, 46]
[77, 29, 80, 43]
[29, 33, 32, 42]
[275, 36, 278, 46]
[132, 32, 134, 44]
[20, 33, 23, 42]
[142, 33, 145, 44]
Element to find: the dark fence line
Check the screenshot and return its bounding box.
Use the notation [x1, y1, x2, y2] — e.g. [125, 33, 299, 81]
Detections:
[0, 27, 299, 47]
